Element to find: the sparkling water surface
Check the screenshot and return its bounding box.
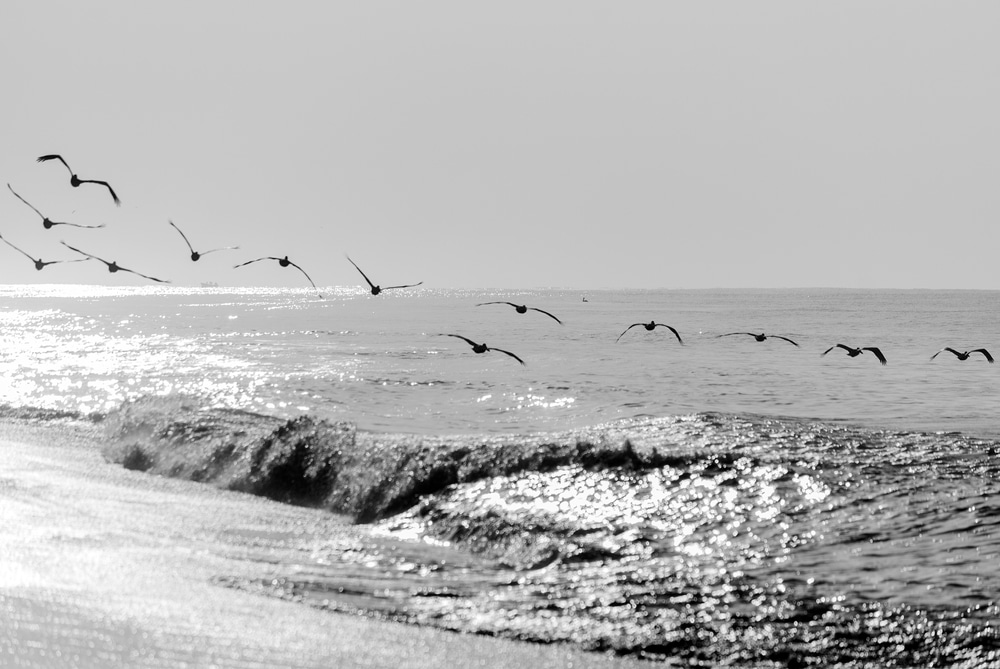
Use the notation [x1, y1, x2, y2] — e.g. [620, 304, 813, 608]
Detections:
[1, 285, 998, 438]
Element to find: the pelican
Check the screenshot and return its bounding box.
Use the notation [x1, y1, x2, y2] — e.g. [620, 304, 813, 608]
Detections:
[8, 184, 105, 229]
[616, 321, 683, 344]
[168, 220, 238, 261]
[234, 255, 321, 296]
[476, 301, 562, 324]
[1, 234, 88, 270]
[931, 347, 994, 363]
[717, 332, 798, 346]
[36, 154, 120, 206]
[443, 334, 525, 365]
[821, 344, 887, 365]
[60, 241, 169, 283]
[346, 255, 422, 295]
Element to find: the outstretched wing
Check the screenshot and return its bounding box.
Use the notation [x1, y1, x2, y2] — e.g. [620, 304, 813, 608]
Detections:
[345, 255, 376, 290]
[475, 301, 516, 307]
[654, 323, 684, 345]
[931, 347, 958, 360]
[285, 260, 318, 291]
[233, 257, 280, 268]
[863, 347, 887, 365]
[383, 281, 423, 291]
[37, 154, 72, 174]
[444, 333, 479, 348]
[78, 179, 120, 206]
[0, 234, 37, 262]
[718, 332, 754, 338]
[199, 246, 240, 256]
[822, 344, 849, 357]
[615, 323, 642, 342]
[528, 307, 562, 324]
[7, 183, 45, 220]
[972, 348, 995, 363]
[168, 220, 195, 254]
[773, 335, 799, 346]
[117, 265, 170, 283]
[60, 241, 108, 265]
[490, 347, 526, 366]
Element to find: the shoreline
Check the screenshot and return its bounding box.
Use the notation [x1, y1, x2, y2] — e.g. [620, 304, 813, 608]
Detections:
[0, 420, 645, 669]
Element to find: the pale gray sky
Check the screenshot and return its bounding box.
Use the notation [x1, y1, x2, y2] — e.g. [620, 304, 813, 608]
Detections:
[3, 1, 998, 289]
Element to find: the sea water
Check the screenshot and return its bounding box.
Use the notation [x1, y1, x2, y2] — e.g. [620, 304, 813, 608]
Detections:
[2, 285, 999, 665]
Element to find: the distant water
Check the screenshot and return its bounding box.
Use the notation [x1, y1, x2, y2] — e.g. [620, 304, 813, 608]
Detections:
[3, 285, 1000, 665]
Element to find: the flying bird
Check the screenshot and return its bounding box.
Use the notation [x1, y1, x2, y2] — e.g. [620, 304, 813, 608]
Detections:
[821, 344, 887, 365]
[346, 255, 422, 295]
[36, 154, 120, 206]
[7, 184, 105, 229]
[234, 255, 321, 296]
[931, 347, 994, 363]
[60, 241, 169, 283]
[442, 334, 525, 365]
[168, 220, 238, 261]
[717, 332, 798, 346]
[616, 321, 683, 344]
[476, 301, 562, 324]
[1, 234, 89, 270]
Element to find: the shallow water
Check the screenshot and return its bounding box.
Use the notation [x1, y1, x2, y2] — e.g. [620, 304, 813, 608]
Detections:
[3, 285, 1000, 665]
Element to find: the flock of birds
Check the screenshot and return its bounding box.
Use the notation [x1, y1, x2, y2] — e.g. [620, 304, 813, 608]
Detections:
[2, 153, 427, 295]
[3, 154, 996, 368]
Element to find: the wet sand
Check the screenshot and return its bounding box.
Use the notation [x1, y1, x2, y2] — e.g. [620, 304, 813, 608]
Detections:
[0, 422, 647, 669]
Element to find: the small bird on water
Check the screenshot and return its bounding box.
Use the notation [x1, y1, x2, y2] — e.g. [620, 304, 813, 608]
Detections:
[717, 332, 798, 346]
[234, 256, 321, 296]
[61, 241, 169, 283]
[616, 321, 683, 344]
[346, 255, 422, 295]
[168, 220, 238, 261]
[822, 344, 887, 365]
[1, 234, 89, 270]
[8, 184, 106, 229]
[442, 334, 525, 365]
[931, 347, 994, 363]
[36, 154, 120, 206]
[476, 301, 562, 324]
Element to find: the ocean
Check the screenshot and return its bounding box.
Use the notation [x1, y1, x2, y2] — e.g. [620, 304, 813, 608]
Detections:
[2, 285, 999, 666]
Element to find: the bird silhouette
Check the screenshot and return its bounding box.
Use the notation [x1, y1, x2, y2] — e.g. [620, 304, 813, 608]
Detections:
[616, 321, 683, 344]
[8, 184, 106, 229]
[717, 332, 798, 346]
[821, 344, 887, 365]
[36, 155, 120, 206]
[1, 234, 89, 270]
[234, 256, 321, 296]
[443, 334, 525, 365]
[346, 255, 422, 295]
[60, 241, 169, 283]
[476, 301, 562, 324]
[168, 220, 238, 261]
[931, 347, 994, 363]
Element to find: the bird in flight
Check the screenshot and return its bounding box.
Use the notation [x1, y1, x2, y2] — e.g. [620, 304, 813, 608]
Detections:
[476, 301, 562, 324]
[235, 255, 321, 296]
[168, 220, 238, 261]
[442, 334, 525, 365]
[1, 234, 89, 270]
[7, 184, 105, 229]
[616, 321, 683, 344]
[36, 154, 120, 206]
[717, 332, 798, 346]
[821, 344, 887, 365]
[931, 347, 994, 363]
[346, 255, 422, 295]
[60, 241, 169, 283]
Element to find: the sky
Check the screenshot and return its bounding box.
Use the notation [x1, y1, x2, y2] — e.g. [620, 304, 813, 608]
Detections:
[2, 1, 999, 289]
